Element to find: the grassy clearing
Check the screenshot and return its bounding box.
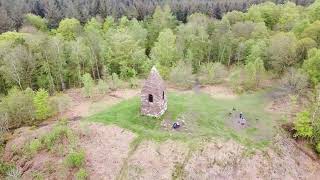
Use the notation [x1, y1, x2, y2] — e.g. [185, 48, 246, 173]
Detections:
[86, 92, 277, 148]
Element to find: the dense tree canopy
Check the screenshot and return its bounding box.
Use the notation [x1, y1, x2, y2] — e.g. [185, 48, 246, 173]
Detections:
[0, 1, 320, 95]
[0, 0, 315, 33]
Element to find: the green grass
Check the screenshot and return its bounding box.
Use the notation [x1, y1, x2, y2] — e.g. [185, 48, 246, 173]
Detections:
[86, 92, 277, 148]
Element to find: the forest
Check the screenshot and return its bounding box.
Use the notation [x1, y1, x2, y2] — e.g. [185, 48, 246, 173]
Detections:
[1, 0, 320, 178]
[0, 0, 315, 33]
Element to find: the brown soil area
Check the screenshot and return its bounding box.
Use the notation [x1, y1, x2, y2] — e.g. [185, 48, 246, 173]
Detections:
[200, 85, 237, 99]
[73, 123, 136, 180]
[121, 140, 188, 180]
[2, 86, 320, 179]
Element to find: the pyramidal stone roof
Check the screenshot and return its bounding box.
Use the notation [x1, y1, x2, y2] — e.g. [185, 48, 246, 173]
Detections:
[143, 66, 165, 90]
[141, 66, 167, 117]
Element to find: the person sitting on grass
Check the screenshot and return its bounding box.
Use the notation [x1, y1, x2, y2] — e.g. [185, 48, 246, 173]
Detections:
[173, 122, 180, 129]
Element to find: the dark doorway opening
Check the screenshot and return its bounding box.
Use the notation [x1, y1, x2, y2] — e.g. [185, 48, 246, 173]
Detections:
[148, 94, 153, 102]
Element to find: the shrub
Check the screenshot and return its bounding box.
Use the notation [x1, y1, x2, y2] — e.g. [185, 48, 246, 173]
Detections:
[0, 112, 8, 144]
[129, 77, 139, 89]
[75, 168, 88, 180]
[169, 61, 194, 88]
[33, 89, 51, 120]
[294, 111, 313, 138]
[316, 143, 320, 153]
[0, 88, 35, 128]
[0, 161, 14, 177]
[81, 73, 94, 98]
[280, 68, 309, 94]
[97, 79, 108, 94]
[50, 94, 71, 116]
[198, 62, 227, 85]
[26, 139, 42, 155]
[41, 122, 73, 150]
[243, 57, 266, 90]
[303, 48, 320, 86]
[5, 167, 21, 180]
[65, 151, 85, 168]
[109, 73, 121, 91]
[228, 66, 245, 93]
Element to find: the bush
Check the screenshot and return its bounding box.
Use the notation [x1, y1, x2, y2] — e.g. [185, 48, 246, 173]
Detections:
[65, 151, 85, 168]
[5, 167, 21, 180]
[198, 62, 227, 85]
[97, 79, 108, 94]
[0, 88, 35, 128]
[81, 73, 94, 97]
[243, 57, 266, 90]
[26, 139, 42, 155]
[303, 48, 320, 86]
[169, 61, 194, 88]
[41, 122, 74, 150]
[294, 111, 313, 138]
[50, 94, 71, 116]
[0, 112, 8, 144]
[316, 143, 320, 153]
[0, 161, 15, 177]
[129, 77, 139, 89]
[75, 168, 88, 180]
[33, 89, 51, 120]
[280, 68, 309, 94]
[228, 66, 245, 93]
[109, 73, 121, 91]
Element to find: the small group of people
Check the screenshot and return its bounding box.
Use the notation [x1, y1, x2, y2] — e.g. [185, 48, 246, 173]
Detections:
[239, 112, 246, 125]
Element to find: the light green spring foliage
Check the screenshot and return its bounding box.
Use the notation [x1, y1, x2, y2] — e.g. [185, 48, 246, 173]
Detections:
[33, 89, 51, 120]
[308, 0, 320, 22]
[1, 2, 320, 95]
[25, 14, 48, 31]
[267, 32, 298, 73]
[169, 61, 194, 88]
[294, 111, 313, 138]
[151, 28, 180, 68]
[65, 151, 85, 168]
[57, 18, 81, 40]
[110, 73, 121, 91]
[129, 77, 139, 89]
[146, 5, 179, 49]
[244, 57, 266, 90]
[303, 48, 320, 86]
[0, 32, 24, 42]
[302, 21, 320, 45]
[316, 143, 320, 153]
[97, 79, 108, 94]
[176, 13, 210, 71]
[198, 62, 227, 84]
[0, 88, 35, 128]
[75, 168, 88, 180]
[81, 73, 94, 98]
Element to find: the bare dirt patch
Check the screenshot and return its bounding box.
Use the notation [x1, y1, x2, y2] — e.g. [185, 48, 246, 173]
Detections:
[62, 88, 140, 119]
[74, 123, 136, 180]
[265, 95, 291, 114]
[200, 85, 237, 99]
[121, 140, 188, 180]
[184, 136, 320, 180]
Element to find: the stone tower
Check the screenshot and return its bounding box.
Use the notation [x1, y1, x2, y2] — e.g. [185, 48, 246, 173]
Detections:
[141, 66, 167, 117]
